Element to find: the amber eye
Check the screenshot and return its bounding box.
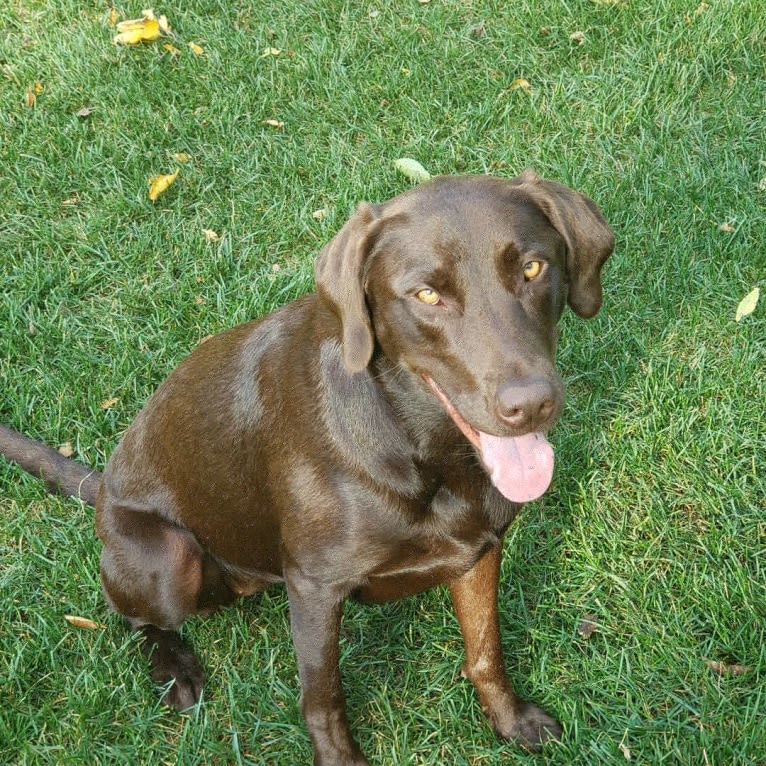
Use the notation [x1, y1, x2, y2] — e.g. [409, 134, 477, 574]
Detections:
[416, 288, 441, 305]
[523, 260, 543, 280]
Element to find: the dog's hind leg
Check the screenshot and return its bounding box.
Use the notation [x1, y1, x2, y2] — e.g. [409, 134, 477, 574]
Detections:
[98, 504, 237, 709]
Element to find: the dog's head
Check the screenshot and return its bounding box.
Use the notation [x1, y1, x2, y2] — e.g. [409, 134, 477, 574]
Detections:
[315, 172, 614, 502]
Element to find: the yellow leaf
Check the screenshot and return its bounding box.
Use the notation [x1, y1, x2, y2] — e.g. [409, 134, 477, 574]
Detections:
[65, 615, 104, 630]
[260, 47, 282, 57]
[188, 42, 204, 56]
[735, 287, 760, 322]
[108, 7, 119, 26]
[34, 81, 45, 94]
[101, 397, 120, 410]
[312, 207, 329, 221]
[148, 168, 180, 201]
[58, 442, 74, 458]
[569, 30, 586, 45]
[263, 119, 285, 128]
[394, 158, 431, 183]
[174, 152, 191, 163]
[163, 43, 182, 56]
[203, 228, 220, 241]
[510, 78, 531, 93]
[114, 17, 161, 44]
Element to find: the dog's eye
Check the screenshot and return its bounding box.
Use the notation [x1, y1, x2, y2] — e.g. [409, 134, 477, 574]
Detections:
[416, 288, 441, 305]
[523, 260, 543, 280]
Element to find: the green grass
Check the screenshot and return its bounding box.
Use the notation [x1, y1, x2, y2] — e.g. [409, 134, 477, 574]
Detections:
[1, 0, 764, 763]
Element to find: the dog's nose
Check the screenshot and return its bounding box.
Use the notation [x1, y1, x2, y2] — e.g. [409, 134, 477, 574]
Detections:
[496, 378, 557, 430]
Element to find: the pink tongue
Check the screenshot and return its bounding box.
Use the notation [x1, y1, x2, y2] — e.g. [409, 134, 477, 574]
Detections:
[478, 431, 555, 503]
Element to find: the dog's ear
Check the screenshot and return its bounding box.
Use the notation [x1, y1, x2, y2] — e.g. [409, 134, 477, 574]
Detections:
[315, 202, 380, 373]
[518, 169, 615, 318]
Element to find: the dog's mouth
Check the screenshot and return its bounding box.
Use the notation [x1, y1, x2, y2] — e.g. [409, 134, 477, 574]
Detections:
[423, 375, 554, 504]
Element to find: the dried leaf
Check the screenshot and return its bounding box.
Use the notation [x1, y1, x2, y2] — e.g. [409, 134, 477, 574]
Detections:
[76, 106, 93, 118]
[148, 167, 180, 201]
[101, 397, 120, 410]
[58, 442, 74, 458]
[174, 152, 191, 163]
[394, 158, 431, 183]
[108, 7, 119, 26]
[203, 228, 220, 241]
[577, 614, 599, 639]
[619, 741, 631, 760]
[570, 30, 586, 45]
[263, 119, 285, 128]
[114, 13, 161, 44]
[718, 222, 736, 233]
[705, 659, 753, 676]
[312, 207, 329, 221]
[65, 615, 104, 630]
[735, 287, 760, 322]
[163, 43, 182, 56]
[510, 78, 531, 93]
[260, 47, 281, 57]
[188, 42, 204, 56]
[26, 87, 37, 108]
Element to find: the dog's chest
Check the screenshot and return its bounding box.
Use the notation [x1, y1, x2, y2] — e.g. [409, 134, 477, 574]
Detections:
[353, 485, 505, 603]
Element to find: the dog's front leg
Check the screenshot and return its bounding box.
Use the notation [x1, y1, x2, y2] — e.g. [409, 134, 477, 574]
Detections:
[286, 571, 368, 766]
[449, 544, 562, 750]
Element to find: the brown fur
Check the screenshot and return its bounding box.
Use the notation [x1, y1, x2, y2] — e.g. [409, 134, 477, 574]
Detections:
[1, 172, 613, 765]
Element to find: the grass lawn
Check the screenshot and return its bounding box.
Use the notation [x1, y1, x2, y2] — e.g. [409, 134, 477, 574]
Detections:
[1, 0, 764, 763]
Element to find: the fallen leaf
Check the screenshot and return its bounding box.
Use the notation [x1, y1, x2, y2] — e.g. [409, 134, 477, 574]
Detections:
[65, 615, 104, 630]
[148, 167, 180, 201]
[570, 30, 587, 45]
[76, 106, 93, 118]
[685, 2, 710, 23]
[108, 7, 119, 26]
[260, 46, 281, 57]
[510, 77, 531, 93]
[312, 207, 329, 221]
[101, 397, 120, 410]
[157, 14, 171, 35]
[195, 295, 205, 305]
[577, 614, 599, 639]
[174, 152, 191, 163]
[114, 12, 162, 45]
[188, 42, 204, 56]
[263, 119, 285, 128]
[58, 442, 74, 458]
[394, 157, 431, 183]
[203, 228, 220, 241]
[163, 43, 182, 55]
[25, 87, 37, 108]
[735, 287, 760, 322]
[705, 659, 753, 676]
[718, 222, 736, 233]
[619, 741, 631, 760]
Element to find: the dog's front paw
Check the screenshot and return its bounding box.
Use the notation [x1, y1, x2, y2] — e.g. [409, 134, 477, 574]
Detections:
[490, 700, 562, 751]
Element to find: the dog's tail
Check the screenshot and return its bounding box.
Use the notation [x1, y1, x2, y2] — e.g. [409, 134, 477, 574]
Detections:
[0, 424, 102, 506]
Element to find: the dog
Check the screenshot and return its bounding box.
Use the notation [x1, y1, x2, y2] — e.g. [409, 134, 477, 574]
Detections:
[0, 171, 614, 765]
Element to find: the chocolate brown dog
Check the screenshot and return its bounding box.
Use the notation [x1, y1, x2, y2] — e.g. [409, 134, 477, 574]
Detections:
[0, 171, 613, 765]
